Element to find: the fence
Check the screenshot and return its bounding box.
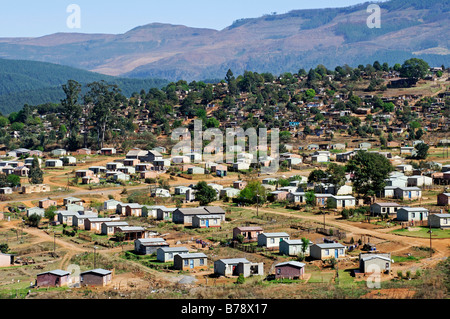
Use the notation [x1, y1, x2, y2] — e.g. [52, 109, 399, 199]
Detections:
[400, 220, 428, 228]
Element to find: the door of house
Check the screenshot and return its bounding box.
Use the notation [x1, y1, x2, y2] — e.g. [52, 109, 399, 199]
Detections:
[335, 250, 338, 258]
[189, 259, 194, 269]
[205, 219, 209, 228]
[409, 191, 412, 199]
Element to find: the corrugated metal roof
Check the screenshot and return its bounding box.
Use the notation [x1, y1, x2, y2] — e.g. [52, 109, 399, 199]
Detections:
[80, 268, 112, 276]
[176, 253, 207, 259]
[37, 269, 71, 277]
[275, 261, 305, 268]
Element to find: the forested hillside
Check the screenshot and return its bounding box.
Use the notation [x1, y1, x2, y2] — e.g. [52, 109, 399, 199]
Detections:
[0, 59, 169, 114]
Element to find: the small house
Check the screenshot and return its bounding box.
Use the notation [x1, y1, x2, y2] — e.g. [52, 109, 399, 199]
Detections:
[156, 207, 177, 221]
[45, 159, 63, 168]
[279, 239, 313, 257]
[101, 221, 129, 235]
[0, 253, 15, 267]
[192, 214, 221, 228]
[214, 258, 264, 277]
[437, 193, 450, 206]
[359, 253, 392, 274]
[100, 148, 116, 155]
[0, 187, 12, 195]
[36, 270, 71, 287]
[173, 253, 208, 271]
[51, 149, 67, 156]
[274, 261, 306, 280]
[428, 213, 450, 229]
[257, 232, 290, 249]
[396, 207, 429, 222]
[233, 226, 263, 242]
[327, 195, 356, 209]
[309, 243, 346, 260]
[394, 187, 422, 200]
[134, 238, 169, 255]
[156, 247, 190, 262]
[407, 175, 433, 187]
[80, 269, 112, 287]
[370, 202, 402, 216]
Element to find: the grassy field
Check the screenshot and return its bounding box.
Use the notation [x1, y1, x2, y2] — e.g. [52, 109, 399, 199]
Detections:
[390, 226, 450, 239]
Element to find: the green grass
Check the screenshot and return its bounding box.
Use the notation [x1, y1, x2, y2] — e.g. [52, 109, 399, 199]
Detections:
[391, 226, 450, 239]
[308, 270, 335, 283]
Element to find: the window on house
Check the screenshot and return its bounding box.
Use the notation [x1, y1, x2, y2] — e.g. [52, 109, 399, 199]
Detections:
[184, 259, 188, 266]
[324, 249, 329, 255]
[199, 259, 204, 266]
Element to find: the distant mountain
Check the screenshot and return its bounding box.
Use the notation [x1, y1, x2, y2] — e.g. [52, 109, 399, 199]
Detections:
[0, 59, 169, 114]
[0, 0, 449, 82]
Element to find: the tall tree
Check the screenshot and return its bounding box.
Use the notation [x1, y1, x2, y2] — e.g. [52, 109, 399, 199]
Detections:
[326, 163, 347, 188]
[28, 157, 43, 185]
[60, 80, 82, 146]
[84, 81, 120, 149]
[400, 58, 430, 84]
[346, 151, 393, 199]
[193, 181, 217, 206]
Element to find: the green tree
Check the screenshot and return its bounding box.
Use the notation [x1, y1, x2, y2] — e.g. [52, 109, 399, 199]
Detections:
[28, 157, 43, 184]
[414, 143, 429, 160]
[60, 80, 82, 146]
[346, 150, 393, 199]
[6, 174, 20, 187]
[84, 81, 120, 149]
[28, 213, 41, 227]
[193, 181, 217, 206]
[400, 58, 430, 83]
[326, 163, 346, 188]
[308, 169, 327, 184]
[237, 180, 266, 205]
[44, 205, 57, 221]
[305, 191, 316, 206]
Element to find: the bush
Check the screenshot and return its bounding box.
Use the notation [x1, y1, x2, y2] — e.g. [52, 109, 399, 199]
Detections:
[236, 274, 245, 284]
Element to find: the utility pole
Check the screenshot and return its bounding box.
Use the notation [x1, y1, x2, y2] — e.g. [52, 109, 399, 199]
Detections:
[256, 194, 260, 217]
[428, 222, 433, 258]
[93, 246, 97, 268]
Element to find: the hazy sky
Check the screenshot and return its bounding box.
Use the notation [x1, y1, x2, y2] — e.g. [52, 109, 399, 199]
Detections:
[0, 0, 380, 37]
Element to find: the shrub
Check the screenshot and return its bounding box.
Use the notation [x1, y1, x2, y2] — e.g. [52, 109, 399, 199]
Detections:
[236, 274, 245, 284]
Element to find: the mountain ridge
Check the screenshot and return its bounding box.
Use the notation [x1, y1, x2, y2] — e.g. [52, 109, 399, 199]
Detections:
[0, 0, 448, 81]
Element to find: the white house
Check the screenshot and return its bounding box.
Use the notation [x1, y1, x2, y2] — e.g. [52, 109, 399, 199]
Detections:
[396, 207, 429, 222]
[407, 175, 433, 187]
[45, 159, 63, 168]
[257, 232, 290, 249]
[328, 195, 356, 209]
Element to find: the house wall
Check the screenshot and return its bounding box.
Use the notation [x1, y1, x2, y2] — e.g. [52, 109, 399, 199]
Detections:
[81, 273, 111, 287]
[0, 254, 13, 267]
[275, 265, 304, 279]
[237, 262, 264, 277]
[310, 246, 345, 260]
[174, 256, 207, 271]
[437, 194, 450, 206]
[397, 209, 428, 221]
[279, 242, 310, 256]
[429, 215, 450, 228]
[36, 274, 69, 287]
[258, 235, 289, 248]
[360, 258, 391, 273]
